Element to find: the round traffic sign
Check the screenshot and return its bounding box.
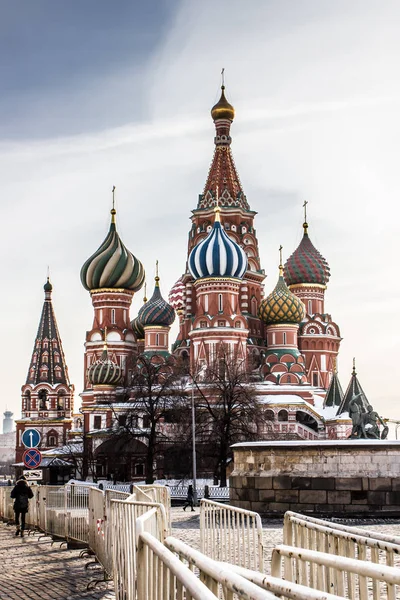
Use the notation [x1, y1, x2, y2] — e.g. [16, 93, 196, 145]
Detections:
[23, 449, 42, 469]
[21, 428, 41, 449]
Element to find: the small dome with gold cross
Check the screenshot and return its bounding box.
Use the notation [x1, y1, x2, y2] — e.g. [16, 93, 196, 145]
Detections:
[258, 253, 305, 326]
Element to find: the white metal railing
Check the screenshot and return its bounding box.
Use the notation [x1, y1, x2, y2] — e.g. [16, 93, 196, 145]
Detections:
[137, 532, 220, 600]
[46, 486, 66, 538]
[65, 484, 89, 544]
[271, 544, 400, 600]
[111, 497, 168, 600]
[200, 498, 265, 571]
[165, 535, 281, 599]
[284, 511, 400, 546]
[283, 511, 400, 573]
[221, 562, 346, 600]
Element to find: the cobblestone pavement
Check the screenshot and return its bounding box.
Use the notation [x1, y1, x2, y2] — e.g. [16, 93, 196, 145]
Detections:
[0, 522, 115, 600]
[2, 509, 400, 599]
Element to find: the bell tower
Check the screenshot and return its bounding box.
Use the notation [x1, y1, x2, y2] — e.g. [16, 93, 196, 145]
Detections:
[15, 278, 74, 462]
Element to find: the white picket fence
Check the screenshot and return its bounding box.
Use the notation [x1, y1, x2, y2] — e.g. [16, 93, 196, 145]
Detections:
[200, 498, 265, 571]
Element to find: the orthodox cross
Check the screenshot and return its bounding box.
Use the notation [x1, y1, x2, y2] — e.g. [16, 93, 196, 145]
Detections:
[112, 185, 116, 210]
[221, 67, 225, 87]
[303, 200, 308, 222]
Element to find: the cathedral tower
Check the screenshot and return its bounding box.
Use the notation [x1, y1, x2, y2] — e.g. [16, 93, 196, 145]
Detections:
[258, 249, 307, 385]
[284, 204, 341, 389]
[80, 195, 145, 431]
[15, 278, 74, 462]
[170, 83, 266, 362]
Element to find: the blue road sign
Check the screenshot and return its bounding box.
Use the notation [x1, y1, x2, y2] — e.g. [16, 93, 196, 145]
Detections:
[23, 449, 42, 469]
[21, 428, 41, 449]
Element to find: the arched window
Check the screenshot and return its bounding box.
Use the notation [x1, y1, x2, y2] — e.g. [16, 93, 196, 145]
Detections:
[218, 294, 223, 312]
[47, 430, 58, 447]
[156, 333, 159, 346]
[308, 300, 312, 314]
[111, 309, 116, 324]
[54, 366, 62, 379]
[54, 352, 60, 363]
[278, 409, 288, 422]
[265, 409, 275, 421]
[25, 391, 31, 411]
[251, 297, 257, 316]
[283, 332, 287, 345]
[38, 389, 48, 410]
[42, 352, 49, 363]
[57, 390, 65, 410]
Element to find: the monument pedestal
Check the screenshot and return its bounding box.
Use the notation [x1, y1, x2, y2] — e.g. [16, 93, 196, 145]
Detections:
[230, 440, 400, 517]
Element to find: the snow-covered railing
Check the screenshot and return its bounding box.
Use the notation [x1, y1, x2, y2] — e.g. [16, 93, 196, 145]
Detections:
[200, 498, 265, 571]
[271, 544, 400, 599]
[167, 484, 229, 500]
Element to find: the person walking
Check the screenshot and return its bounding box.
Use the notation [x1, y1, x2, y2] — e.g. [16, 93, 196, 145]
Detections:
[11, 476, 33, 537]
[183, 484, 195, 512]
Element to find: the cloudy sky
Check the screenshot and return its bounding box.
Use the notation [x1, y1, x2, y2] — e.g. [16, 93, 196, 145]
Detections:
[1, 0, 399, 429]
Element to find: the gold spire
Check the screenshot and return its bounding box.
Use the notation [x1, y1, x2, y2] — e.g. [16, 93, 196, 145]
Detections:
[214, 205, 221, 223]
[279, 245, 283, 276]
[211, 69, 235, 121]
[155, 259, 160, 284]
[303, 200, 308, 234]
[111, 185, 116, 223]
[352, 357, 356, 376]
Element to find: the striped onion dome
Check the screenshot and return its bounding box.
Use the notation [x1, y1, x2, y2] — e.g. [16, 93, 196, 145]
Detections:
[88, 346, 122, 386]
[131, 315, 145, 340]
[168, 277, 185, 313]
[81, 208, 145, 292]
[258, 267, 305, 325]
[188, 207, 247, 280]
[138, 276, 175, 327]
[284, 222, 330, 286]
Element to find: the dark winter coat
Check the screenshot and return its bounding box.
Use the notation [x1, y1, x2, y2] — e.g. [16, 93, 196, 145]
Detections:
[11, 480, 33, 513]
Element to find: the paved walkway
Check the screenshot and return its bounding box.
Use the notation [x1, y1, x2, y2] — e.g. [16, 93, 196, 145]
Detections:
[2, 508, 400, 599]
[0, 522, 115, 599]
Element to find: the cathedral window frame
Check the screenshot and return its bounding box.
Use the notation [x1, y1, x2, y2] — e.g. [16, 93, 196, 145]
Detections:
[218, 294, 223, 312]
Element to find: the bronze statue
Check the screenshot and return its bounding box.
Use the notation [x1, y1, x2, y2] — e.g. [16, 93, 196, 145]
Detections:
[349, 394, 388, 439]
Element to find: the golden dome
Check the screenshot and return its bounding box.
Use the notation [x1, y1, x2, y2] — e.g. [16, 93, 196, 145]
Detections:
[211, 86, 235, 121]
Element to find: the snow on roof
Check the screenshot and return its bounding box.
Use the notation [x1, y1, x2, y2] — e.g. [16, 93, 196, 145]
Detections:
[232, 439, 400, 448]
[259, 395, 308, 405]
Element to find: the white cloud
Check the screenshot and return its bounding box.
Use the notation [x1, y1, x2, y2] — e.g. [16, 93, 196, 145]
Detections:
[2, 0, 400, 427]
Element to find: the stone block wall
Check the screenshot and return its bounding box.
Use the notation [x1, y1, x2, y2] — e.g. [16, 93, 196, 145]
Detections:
[230, 441, 400, 517]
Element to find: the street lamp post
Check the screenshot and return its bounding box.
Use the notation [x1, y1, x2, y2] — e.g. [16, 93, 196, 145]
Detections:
[191, 377, 198, 506]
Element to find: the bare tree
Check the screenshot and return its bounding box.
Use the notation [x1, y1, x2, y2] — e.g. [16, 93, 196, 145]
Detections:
[193, 346, 269, 486]
[106, 354, 190, 484]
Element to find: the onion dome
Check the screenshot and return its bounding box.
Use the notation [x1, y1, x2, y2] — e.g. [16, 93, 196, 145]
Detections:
[81, 206, 145, 292]
[211, 85, 235, 121]
[284, 220, 330, 287]
[138, 267, 175, 327]
[131, 316, 145, 340]
[88, 343, 122, 386]
[44, 277, 53, 293]
[188, 207, 247, 280]
[259, 252, 306, 325]
[168, 277, 185, 313]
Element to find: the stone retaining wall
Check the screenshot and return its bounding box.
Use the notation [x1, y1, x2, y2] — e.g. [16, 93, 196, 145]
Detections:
[230, 440, 400, 517]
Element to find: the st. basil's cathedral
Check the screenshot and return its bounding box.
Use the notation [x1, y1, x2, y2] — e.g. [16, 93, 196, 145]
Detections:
[15, 84, 375, 478]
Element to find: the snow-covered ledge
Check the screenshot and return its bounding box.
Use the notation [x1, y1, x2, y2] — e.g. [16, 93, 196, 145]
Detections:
[230, 440, 400, 516]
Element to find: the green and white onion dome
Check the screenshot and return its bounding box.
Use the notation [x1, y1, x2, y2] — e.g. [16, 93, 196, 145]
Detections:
[87, 347, 122, 386]
[81, 208, 145, 292]
[131, 315, 145, 340]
